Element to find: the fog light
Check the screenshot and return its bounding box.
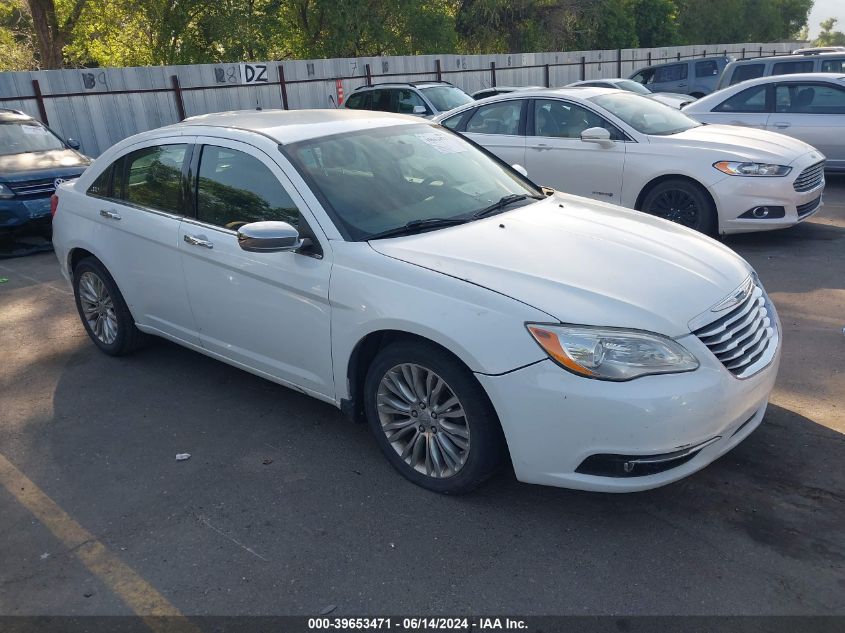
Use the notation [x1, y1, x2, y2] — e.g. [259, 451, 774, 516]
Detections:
[738, 205, 785, 219]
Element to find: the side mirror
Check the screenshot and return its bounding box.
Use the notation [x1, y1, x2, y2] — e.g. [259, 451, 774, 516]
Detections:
[511, 163, 529, 177]
[412, 105, 427, 115]
[580, 127, 613, 147]
[66, 138, 81, 150]
[237, 221, 305, 253]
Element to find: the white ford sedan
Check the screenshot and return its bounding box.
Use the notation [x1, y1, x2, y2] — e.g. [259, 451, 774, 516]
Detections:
[52, 110, 780, 493]
[434, 87, 825, 235]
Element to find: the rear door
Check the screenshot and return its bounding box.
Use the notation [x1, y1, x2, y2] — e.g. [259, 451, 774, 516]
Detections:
[178, 137, 334, 397]
[768, 81, 845, 170]
[459, 99, 527, 166]
[523, 98, 626, 201]
[86, 138, 199, 344]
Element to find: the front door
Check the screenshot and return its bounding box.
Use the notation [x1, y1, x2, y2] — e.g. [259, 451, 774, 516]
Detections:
[178, 138, 334, 398]
[523, 98, 626, 203]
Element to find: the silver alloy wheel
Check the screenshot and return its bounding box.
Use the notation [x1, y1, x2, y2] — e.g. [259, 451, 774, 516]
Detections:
[78, 271, 118, 345]
[376, 363, 471, 478]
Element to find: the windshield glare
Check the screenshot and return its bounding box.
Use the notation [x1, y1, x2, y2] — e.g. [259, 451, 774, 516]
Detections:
[0, 121, 65, 155]
[286, 124, 540, 240]
[420, 86, 474, 112]
[615, 79, 652, 95]
[590, 92, 701, 135]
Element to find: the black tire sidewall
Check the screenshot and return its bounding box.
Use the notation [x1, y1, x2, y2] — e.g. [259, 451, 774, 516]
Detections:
[363, 341, 506, 494]
[72, 258, 135, 356]
[642, 179, 717, 236]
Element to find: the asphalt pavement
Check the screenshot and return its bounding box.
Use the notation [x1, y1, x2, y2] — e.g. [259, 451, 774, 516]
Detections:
[0, 178, 843, 618]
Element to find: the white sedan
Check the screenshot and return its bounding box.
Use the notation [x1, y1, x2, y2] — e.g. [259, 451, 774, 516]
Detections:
[683, 73, 845, 172]
[567, 78, 696, 109]
[435, 87, 825, 234]
[52, 110, 780, 493]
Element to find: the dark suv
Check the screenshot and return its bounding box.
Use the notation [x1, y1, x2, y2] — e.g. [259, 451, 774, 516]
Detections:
[0, 109, 90, 239]
[344, 81, 474, 117]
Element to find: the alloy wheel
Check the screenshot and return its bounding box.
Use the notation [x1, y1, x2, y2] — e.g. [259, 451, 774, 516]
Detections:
[77, 271, 118, 345]
[648, 189, 700, 228]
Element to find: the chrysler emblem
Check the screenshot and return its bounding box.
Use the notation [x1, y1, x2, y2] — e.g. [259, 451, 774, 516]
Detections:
[711, 277, 754, 312]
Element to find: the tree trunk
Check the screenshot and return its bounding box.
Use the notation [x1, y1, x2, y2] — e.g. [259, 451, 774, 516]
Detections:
[26, 0, 64, 68]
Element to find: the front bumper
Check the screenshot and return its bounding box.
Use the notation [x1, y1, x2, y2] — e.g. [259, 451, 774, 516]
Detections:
[476, 332, 780, 492]
[0, 196, 53, 237]
[710, 154, 825, 234]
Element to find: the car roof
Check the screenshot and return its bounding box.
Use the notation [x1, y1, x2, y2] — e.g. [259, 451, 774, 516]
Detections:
[635, 56, 729, 71]
[353, 81, 456, 91]
[686, 73, 845, 108]
[175, 108, 425, 144]
[729, 51, 845, 65]
[431, 87, 621, 120]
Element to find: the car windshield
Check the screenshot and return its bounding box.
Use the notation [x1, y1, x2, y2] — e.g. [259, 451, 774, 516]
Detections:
[614, 79, 652, 95]
[589, 92, 701, 135]
[285, 124, 541, 241]
[420, 86, 474, 111]
[0, 120, 65, 155]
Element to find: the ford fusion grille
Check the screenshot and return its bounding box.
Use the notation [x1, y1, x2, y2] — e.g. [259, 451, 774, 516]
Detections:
[793, 161, 824, 192]
[7, 178, 56, 197]
[796, 195, 821, 218]
[692, 278, 777, 378]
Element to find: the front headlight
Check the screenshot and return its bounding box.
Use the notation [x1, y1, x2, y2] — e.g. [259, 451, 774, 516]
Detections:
[526, 324, 699, 381]
[713, 161, 792, 177]
[0, 183, 14, 199]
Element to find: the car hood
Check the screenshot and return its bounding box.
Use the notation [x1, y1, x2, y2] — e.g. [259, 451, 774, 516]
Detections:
[648, 124, 816, 163]
[0, 149, 90, 180]
[368, 195, 751, 336]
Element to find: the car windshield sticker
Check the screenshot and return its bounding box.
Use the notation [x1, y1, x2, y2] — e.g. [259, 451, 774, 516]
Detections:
[415, 132, 468, 154]
[21, 125, 49, 135]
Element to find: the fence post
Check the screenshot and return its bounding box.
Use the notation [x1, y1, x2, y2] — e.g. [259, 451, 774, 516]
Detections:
[365, 64, 372, 86]
[677, 52, 681, 61]
[758, 46, 763, 57]
[31, 79, 48, 125]
[647, 51, 652, 66]
[580, 56, 586, 80]
[741, 47, 746, 59]
[277, 65, 289, 110]
[702, 49, 707, 57]
[617, 49, 622, 77]
[170, 75, 186, 121]
[490, 61, 496, 87]
[544, 64, 550, 88]
[435, 59, 442, 82]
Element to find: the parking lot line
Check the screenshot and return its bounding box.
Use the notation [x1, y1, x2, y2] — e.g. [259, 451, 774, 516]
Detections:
[0, 453, 199, 633]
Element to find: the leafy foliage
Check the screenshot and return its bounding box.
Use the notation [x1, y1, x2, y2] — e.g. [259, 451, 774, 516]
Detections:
[815, 18, 845, 47]
[2, 0, 815, 70]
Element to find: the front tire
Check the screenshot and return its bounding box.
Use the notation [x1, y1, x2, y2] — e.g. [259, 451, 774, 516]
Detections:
[73, 257, 147, 356]
[640, 178, 717, 236]
[363, 341, 507, 494]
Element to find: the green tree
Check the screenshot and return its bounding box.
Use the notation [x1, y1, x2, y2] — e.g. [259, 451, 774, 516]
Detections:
[0, 0, 36, 70]
[632, 0, 679, 47]
[815, 17, 845, 46]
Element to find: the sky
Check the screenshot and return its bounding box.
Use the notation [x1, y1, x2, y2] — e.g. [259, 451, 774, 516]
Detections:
[807, 0, 845, 37]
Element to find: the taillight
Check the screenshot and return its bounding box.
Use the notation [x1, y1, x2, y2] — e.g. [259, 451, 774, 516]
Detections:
[50, 193, 59, 217]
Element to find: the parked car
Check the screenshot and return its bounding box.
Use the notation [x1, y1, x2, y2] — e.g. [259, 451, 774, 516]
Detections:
[683, 73, 845, 172]
[344, 81, 473, 117]
[0, 109, 90, 239]
[567, 78, 696, 108]
[435, 87, 825, 234]
[52, 109, 781, 494]
[628, 56, 732, 97]
[472, 86, 544, 100]
[716, 52, 845, 90]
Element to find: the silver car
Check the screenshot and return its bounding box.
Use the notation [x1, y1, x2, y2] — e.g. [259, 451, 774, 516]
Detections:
[683, 73, 845, 172]
[567, 78, 696, 109]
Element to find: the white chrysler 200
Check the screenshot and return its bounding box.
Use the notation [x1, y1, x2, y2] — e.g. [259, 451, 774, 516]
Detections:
[52, 110, 781, 494]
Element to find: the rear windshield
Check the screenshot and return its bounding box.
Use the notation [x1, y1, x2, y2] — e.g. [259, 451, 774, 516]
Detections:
[0, 120, 65, 155]
[614, 80, 651, 95]
[420, 86, 473, 112]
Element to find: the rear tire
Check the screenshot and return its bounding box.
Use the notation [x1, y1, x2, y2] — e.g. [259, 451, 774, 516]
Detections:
[73, 257, 148, 356]
[363, 341, 507, 494]
[640, 178, 717, 236]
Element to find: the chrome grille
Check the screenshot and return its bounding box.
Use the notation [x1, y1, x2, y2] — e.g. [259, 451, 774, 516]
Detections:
[692, 278, 777, 378]
[7, 178, 55, 197]
[793, 161, 824, 192]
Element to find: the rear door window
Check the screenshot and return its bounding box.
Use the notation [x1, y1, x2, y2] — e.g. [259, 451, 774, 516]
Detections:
[714, 84, 769, 112]
[121, 144, 188, 214]
[772, 60, 814, 76]
[695, 60, 719, 77]
[370, 89, 395, 112]
[729, 64, 764, 85]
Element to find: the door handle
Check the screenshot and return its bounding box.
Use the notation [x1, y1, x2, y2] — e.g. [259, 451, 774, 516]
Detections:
[99, 209, 121, 220]
[183, 234, 214, 249]
[773, 122, 791, 129]
[678, 83, 687, 87]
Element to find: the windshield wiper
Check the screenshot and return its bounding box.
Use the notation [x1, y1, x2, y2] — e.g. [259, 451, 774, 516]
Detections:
[472, 193, 543, 219]
[366, 217, 469, 241]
